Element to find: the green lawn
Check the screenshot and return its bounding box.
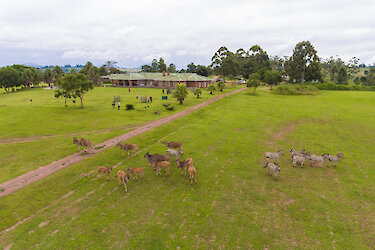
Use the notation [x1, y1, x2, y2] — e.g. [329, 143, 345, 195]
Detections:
[0, 86, 239, 182]
[0, 89, 374, 249]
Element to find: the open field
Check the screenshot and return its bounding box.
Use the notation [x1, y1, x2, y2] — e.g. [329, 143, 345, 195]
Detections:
[0, 86, 239, 182]
[1, 89, 375, 248]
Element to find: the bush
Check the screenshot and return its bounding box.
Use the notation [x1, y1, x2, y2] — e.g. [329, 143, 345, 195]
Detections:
[125, 104, 134, 110]
[165, 105, 174, 110]
[313, 82, 375, 91]
[273, 84, 319, 95]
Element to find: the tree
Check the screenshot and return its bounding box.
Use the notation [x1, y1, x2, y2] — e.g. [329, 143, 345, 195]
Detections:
[0, 66, 23, 92]
[196, 65, 212, 77]
[167, 63, 177, 73]
[173, 83, 189, 104]
[217, 81, 225, 92]
[220, 52, 238, 79]
[246, 73, 261, 94]
[151, 59, 159, 72]
[207, 84, 216, 94]
[158, 58, 167, 72]
[141, 64, 152, 72]
[55, 73, 93, 108]
[52, 65, 64, 82]
[264, 70, 282, 90]
[187, 63, 197, 73]
[285, 41, 321, 83]
[194, 88, 202, 98]
[43, 68, 54, 86]
[337, 66, 348, 85]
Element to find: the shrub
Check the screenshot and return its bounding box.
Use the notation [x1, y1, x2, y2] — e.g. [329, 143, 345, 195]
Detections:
[165, 105, 174, 110]
[313, 82, 375, 91]
[125, 104, 134, 110]
[273, 84, 319, 95]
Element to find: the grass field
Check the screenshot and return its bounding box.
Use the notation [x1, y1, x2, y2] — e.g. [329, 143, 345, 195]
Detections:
[0, 86, 239, 182]
[0, 89, 374, 249]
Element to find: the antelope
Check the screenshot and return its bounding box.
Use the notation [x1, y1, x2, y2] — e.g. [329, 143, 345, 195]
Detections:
[116, 141, 137, 156]
[188, 164, 197, 184]
[98, 166, 113, 180]
[308, 154, 329, 167]
[176, 158, 192, 176]
[292, 155, 307, 168]
[153, 161, 170, 176]
[161, 141, 182, 149]
[117, 170, 130, 192]
[289, 149, 308, 159]
[144, 152, 170, 167]
[265, 162, 281, 178]
[166, 148, 183, 160]
[73, 137, 93, 152]
[126, 167, 144, 180]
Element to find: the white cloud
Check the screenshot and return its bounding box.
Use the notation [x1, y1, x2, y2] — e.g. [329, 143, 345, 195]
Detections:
[0, 0, 375, 66]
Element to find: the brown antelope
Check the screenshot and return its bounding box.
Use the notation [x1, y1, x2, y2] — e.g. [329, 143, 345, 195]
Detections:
[73, 137, 93, 152]
[188, 164, 197, 184]
[116, 141, 137, 156]
[161, 141, 182, 149]
[153, 161, 170, 176]
[117, 170, 130, 192]
[126, 167, 144, 180]
[98, 166, 113, 180]
[176, 158, 193, 176]
[144, 152, 170, 167]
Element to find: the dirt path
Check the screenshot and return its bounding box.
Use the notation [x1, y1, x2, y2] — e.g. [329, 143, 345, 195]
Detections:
[0, 87, 246, 197]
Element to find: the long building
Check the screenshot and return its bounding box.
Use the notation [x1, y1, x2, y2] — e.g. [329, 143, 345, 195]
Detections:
[101, 72, 213, 88]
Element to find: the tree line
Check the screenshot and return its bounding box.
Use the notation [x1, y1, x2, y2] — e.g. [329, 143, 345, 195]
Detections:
[141, 58, 212, 76]
[0, 61, 119, 92]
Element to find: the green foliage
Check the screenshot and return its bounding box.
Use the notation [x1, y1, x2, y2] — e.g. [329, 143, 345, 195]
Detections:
[337, 66, 348, 85]
[246, 73, 261, 94]
[313, 82, 375, 91]
[165, 105, 174, 110]
[264, 70, 283, 89]
[217, 81, 225, 91]
[207, 84, 216, 94]
[273, 84, 319, 95]
[172, 83, 189, 104]
[80, 62, 101, 85]
[194, 88, 202, 98]
[125, 104, 135, 110]
[55, 73, 94, 107]
[0, 66, 23, 92]
[285, 41, 322, 82]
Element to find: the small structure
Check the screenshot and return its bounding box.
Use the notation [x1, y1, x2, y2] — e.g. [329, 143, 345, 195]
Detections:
[101, 72, 213, 89]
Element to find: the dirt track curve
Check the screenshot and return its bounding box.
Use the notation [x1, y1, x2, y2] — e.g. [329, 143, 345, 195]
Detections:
[0, 87, 246, 197]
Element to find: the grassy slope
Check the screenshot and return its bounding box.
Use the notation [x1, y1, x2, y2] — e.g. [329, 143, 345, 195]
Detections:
[0, 86, 239, 182]
[0, 90, 374, 249]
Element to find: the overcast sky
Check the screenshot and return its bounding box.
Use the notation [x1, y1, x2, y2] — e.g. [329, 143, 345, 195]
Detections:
[0, 0, 374, 68]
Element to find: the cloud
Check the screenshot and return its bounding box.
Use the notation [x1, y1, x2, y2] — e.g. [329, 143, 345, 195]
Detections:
[0, 0, 374, 67]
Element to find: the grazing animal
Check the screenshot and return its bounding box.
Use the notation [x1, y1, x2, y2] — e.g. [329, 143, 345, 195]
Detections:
[265, 150, 284, 163]
[117, 170, 130, 192]
[289, 149, 308, 159]
[166, 148, 183, 160]
[144, 152, 170, 167]
[264, 162, 281, 178]
[98, 166, 113, 180]
[161, 141, 182, 149]
[188, 164, 197, 184]
[116, 142, 137, 156]
[323, 153, 344, 167]
[153, 161, 170, 176]
[308, 154, 329, 167]
[126, 167, 144, 179]
[292, 155, 307, 167]
[73, 137, 93, 152]
[176, 158, 193, 175]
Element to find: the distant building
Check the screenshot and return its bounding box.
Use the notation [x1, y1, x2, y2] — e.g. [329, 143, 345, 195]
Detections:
[101, 72, 213, 88]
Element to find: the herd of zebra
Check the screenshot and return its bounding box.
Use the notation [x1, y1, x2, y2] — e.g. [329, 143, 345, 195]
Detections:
[264, 149, 344, 178]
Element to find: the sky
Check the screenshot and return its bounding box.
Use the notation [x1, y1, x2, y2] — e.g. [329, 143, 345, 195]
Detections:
[0, 0, 374, 68]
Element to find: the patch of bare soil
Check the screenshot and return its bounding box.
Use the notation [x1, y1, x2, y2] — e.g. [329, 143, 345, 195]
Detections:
[0, 88, 246, 198]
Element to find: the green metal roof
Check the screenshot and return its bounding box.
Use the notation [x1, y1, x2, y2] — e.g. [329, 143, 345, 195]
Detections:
[101, 73, 212, 82]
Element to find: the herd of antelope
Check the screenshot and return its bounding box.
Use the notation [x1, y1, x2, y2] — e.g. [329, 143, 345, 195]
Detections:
[74, 137, 197, 192]
[264, 149, 344, 179]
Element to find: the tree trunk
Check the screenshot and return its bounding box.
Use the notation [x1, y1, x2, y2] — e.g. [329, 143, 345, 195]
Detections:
[80, 96, 83, 108]
[64, 98, 68, 107]
[253, 87, 256, 94]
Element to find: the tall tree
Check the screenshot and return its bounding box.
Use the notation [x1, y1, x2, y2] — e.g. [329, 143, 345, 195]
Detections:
[337, 66, 348, 85]
[0, 66, 23, 92]
[167, 63, 177, 73]
[264, 70, 283, 90]
[158, 58, 167, 72]
[52, 65, 64, 82]
[285, 41, 321, 83]
[151, 59, 159, 72]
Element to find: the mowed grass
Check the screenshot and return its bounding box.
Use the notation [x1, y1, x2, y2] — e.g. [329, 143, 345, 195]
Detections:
[0, 90, 374, 249]
[0, 86, 239, 182]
